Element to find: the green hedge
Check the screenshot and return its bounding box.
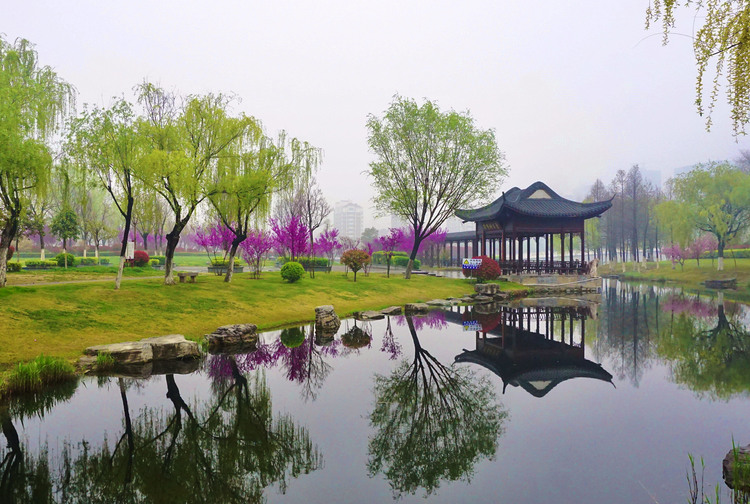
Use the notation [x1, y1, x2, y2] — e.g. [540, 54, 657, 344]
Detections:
[210, 258, 245, 267]
[151, 255, 166, 265]
[25, 260, 58, 269]
[7, 262, 22, 272]
[79, 257, 111, 266]
[277, 256, 329, 268]
[371, 251, 408, 265]
[701, 248, 750, 259]
[149, 259, 160, 267]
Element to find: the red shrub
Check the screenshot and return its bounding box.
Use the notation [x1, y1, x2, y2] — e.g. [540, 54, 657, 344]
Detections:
[462, 255, 501, 282]
[133, 250, 150, 267]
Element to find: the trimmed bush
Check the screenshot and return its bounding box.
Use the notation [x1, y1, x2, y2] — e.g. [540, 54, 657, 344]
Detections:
[54, 253, 77, 267]
[133, 250, 150, 267]
[462, 255, 501, 282]
[79, 257, 110, 266]
[25, 260, 57, 269]
[280, 261, 305, 283]
[210, 258, 245, 267]
[7, 262, 22, 273]
[151, 255, 166, 265]
[701, 248, 750, 259]
[297, 256, 330, 268]
[392, 255, 420, 269]
[149, 259, 160, 267]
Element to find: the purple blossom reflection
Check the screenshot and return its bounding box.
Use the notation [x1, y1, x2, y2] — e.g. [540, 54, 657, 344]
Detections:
[394, 310, 448, 331]
[381, 318, 402, 360]
[661, 295, 717, 318]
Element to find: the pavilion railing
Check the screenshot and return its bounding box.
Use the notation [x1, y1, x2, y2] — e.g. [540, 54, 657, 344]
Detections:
[498, 260, 588, 275]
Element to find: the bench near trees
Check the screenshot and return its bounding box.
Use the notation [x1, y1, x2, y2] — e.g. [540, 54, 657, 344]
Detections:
[177, 272, 199, 283]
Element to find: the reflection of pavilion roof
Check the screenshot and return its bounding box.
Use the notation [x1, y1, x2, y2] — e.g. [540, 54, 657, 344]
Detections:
[442, 308, 614, 398]
[455, 181, 612, 222]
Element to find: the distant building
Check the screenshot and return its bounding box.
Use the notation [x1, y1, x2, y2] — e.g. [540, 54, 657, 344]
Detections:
[334, 201, 364, 240]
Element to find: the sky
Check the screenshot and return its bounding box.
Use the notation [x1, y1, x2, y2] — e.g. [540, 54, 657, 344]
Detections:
[4, 0, 748, 229]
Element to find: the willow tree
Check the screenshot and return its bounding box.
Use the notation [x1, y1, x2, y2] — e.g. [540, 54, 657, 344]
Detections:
[366, 96, 506, 278]
[209, 129, 294, 283]
[137, 84, 255, 285]
[672, 163, 750, 271]
[646, 0, 750, 134]
[67, 99, 142, 289]
[0, 37, 74, 287]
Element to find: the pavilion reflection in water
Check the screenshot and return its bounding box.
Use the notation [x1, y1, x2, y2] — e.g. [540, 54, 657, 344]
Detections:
[447, 303, 613, 397]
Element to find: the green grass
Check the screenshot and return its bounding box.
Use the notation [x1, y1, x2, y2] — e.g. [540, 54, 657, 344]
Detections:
[599, 258, 750, 299]
[0, 271, 516, 368]
[1, 354, 76, 398]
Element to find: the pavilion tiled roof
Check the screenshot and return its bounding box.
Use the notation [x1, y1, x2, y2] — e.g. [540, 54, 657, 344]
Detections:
[455, 181, 612, 222]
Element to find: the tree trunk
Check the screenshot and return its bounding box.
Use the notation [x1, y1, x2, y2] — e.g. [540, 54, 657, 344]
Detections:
[115, 197, 134, 290]
[39, 232, 45, 260]
[404, 237, 423, 279]
[223, 236, 244, 283]
[63, 239, 68, 269]
[164, 230, 182, 285]
[386, 257, 391, 278]
[717, 239, 725, 271]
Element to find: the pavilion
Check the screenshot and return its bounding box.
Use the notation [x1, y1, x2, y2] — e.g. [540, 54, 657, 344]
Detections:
[444, 181, 612, 274]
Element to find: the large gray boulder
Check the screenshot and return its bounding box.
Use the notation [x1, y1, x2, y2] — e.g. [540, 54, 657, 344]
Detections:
[81, 334, 200, 371]
[426, 299, 453, 307]
[205, 324, 258, 351]
[140, 334, 201, 360]
[380, 306, 403, 316]
[356, 310, 385, 321]
[83, 341, 153, 365]
[474, 283, 499, 295]
[404, 303, 429, 314]
[723, 444, 750, 491]
[315, 305, 341, 334]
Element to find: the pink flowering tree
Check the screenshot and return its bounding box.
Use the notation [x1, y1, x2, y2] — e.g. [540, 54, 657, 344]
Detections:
[663, 243, 688, 270]
[193, 221, 235, 270]
[240, 229, 275, 279]
[376, 228, 406, 278]
[271, 215, 308, 262]
[315, 228, 341, 272]
[687, 235, 718, 268]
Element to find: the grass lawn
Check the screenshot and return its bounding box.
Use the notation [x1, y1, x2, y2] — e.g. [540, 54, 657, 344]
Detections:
[0, 271, 523, 368]
[599, 258, 750, 298]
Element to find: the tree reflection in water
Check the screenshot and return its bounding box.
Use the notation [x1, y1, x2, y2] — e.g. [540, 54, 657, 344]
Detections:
[367, 314, 507, 498]
[0, 367, 321, 503]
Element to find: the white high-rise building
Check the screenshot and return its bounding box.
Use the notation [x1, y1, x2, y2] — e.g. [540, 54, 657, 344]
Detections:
[334, 201, 364, 240]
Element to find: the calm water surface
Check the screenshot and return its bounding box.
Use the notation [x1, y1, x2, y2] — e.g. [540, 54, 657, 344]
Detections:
[3, 281, 750, 503]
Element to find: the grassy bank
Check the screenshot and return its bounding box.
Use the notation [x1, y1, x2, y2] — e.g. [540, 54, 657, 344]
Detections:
[599, 258, 750, 296]
[0, 271, 523, 368]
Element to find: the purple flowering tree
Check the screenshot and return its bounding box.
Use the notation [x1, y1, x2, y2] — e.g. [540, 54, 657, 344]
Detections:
[193, 221, 235, 273]
[240, 229, 275, 279]
[271, 215, 308, 262]
[377, 228, 406, 278]
[315, 228, 341, 272]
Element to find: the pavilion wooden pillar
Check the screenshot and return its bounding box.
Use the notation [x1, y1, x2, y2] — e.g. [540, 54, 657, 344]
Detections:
[517, 235, 523, 273]
[536, 236, 540, 273]
[481, 231, 486, 255]
[580, 230, 585, 271]
[526, 236, 531, 272]
[560, 233, 565, 273]
[569, 232, 573, 266]
[449, 241, 453, 266]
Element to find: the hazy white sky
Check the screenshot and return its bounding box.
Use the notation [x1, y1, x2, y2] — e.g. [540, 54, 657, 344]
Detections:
[5, 0, 747, 228]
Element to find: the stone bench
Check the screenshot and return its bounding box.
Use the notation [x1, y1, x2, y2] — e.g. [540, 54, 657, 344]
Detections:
[177, 271, 199, 283]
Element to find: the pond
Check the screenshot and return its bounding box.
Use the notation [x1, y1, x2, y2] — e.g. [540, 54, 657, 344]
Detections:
[2, 280, 750, 503]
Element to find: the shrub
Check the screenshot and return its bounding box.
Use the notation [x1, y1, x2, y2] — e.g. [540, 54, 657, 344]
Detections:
[392, 255, 420, 269]
[280, 261, 305, 283]
[297, 256, 330, 269]
[25, 260, 57, 269]
[151, 255, 166, 265]
[210, 258, 244, 267]
[341, 249, 371, 282]
[462, 255, 501, 282]
[7, 245, 14, 261]
[7, 262, 21, 273]
[149, 259, 160, 267]
[95, 352, 115, 371]
[54, 253, 77, 267]
[79, 257, 101, 266]
[98, 257, 111, 265]
[133, 250, 150, 267]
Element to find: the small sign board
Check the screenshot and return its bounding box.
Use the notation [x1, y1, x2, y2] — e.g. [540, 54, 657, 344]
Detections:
[462, 258, 482, 269]
[125, 241, 135, 260]
[463, 320, 482, 332]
